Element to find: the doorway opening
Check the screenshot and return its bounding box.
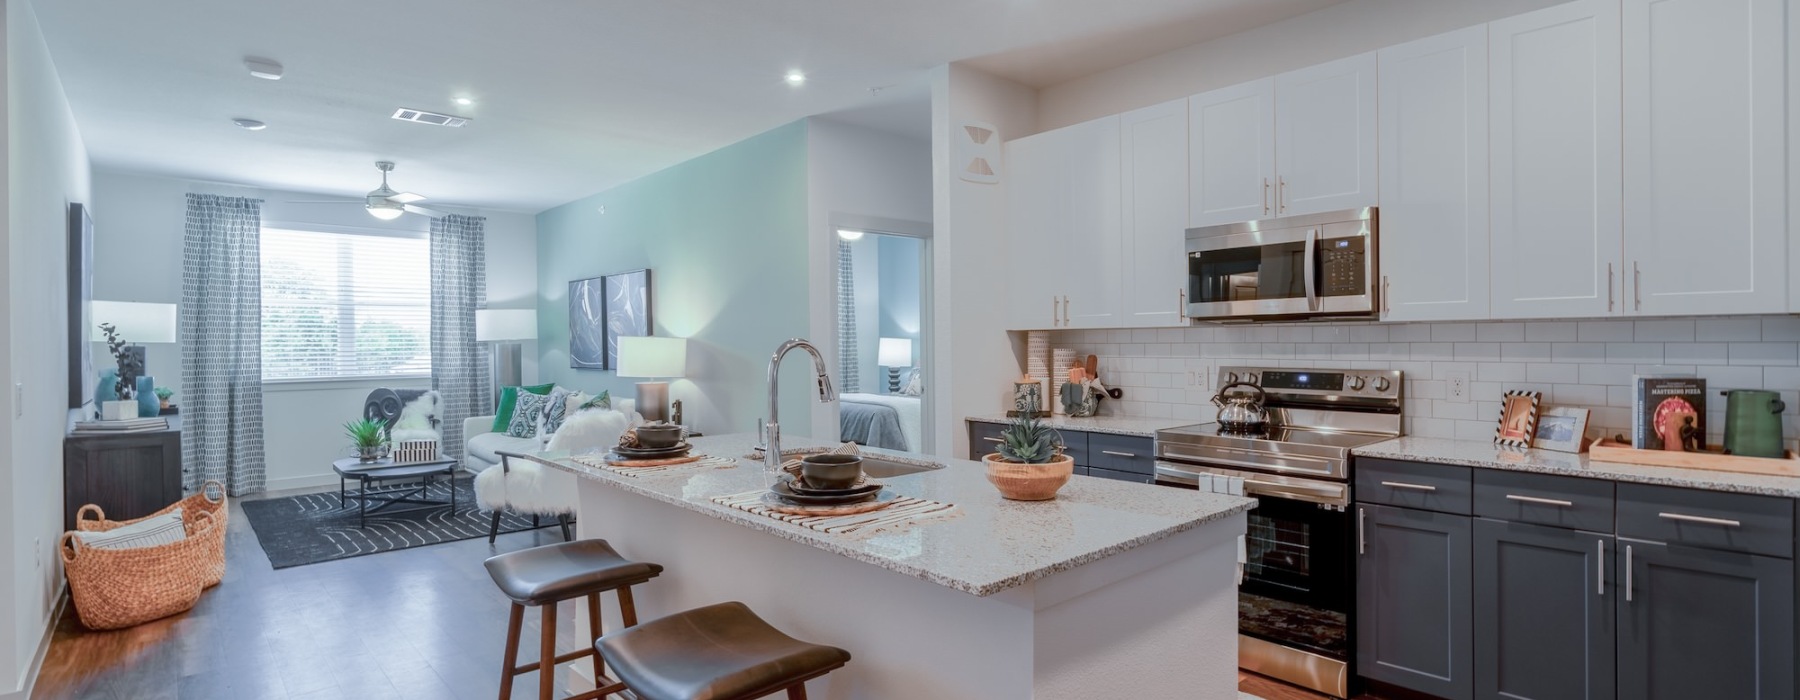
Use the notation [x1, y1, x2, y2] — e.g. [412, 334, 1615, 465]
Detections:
[833, 227, 929, 454]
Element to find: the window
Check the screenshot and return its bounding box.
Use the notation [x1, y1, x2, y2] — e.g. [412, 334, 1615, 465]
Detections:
[260, 228, 431, 381]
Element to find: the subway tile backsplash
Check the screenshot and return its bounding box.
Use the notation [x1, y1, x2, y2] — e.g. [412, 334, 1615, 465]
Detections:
[1050, 316, 1800, 448]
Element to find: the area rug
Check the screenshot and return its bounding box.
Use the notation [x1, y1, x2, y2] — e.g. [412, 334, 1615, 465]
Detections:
[240, 477, 551, 569]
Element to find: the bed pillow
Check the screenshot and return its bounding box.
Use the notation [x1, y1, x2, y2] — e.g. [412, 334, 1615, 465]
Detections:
[900, 369, 924, 396]
[74, 509, 187, 551]
[491, 382, 557, 433]
[507, 392, 550, 438]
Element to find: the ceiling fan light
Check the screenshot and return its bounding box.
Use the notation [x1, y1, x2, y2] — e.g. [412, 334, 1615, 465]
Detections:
[367, 203, 405, 220]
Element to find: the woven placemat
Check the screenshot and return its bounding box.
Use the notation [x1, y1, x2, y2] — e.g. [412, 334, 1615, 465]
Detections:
[569, 455, 737, 478]
[711, 489, 960, 535]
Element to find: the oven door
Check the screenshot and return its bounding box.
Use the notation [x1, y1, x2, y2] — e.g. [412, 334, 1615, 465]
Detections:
[1155, 461, 1354, 663]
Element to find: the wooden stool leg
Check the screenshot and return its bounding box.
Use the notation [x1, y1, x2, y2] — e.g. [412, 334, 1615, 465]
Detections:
[499, 603, 524, 700]
[787, 684, 808, 699]
[539, 602, 557, 700]
[586, 592, 604, 683]
[617, 585, 639, 627]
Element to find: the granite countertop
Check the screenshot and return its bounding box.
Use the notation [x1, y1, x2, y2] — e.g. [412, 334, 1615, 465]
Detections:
[538, 434, 1254, 597]
[1355, 437, 1800, 498]
[965, 414, 1196, 438]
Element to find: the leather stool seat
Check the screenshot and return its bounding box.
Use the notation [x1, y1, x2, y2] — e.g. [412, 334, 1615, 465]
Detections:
[484, 538, 663, 606]
[597, 601, 851, 700]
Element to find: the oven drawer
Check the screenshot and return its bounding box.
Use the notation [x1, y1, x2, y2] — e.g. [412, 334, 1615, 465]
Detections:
[1356, 458, 1472, 515]
[1087, 434, 1153, 475]
[1088, 466, 1154, 484]
[1616, 483, 1794, 558]
[1473, 470, 1614, 533]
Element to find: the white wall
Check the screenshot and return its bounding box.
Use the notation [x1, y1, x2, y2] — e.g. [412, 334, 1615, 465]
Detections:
[848, 235, 881, 392]
[3, 0, 90, 694]
[930, 64, 1038, 458]
[88, 170, 538, 491]
[1036, 0, 1566, 132]
[804, 118, 932, 442]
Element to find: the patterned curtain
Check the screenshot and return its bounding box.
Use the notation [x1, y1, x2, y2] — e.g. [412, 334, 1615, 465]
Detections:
[430, 214, 489, 462]
[836, 240, 859, 393]
[181, 194, 266, 496]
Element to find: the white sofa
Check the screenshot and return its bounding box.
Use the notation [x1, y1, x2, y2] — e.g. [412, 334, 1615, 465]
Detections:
[464, 398, 638, 543]
[461, 398, 638, 470]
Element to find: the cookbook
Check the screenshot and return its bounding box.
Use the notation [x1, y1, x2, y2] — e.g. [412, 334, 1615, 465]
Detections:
[1633, 375, 1706, 450]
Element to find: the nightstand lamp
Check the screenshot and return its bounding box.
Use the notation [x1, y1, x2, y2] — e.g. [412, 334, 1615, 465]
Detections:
[617, 336, 687, 423]
[476, 309, 538, 409]
[878, 337, 913, 394]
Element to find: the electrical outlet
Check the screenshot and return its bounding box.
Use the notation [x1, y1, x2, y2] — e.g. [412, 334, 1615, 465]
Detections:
[1447, 372, 1471, 403]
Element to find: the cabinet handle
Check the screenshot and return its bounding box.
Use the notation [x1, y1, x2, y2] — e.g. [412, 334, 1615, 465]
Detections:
[1657, 512, 1741, 528]
[1381, 276, 1391, 316]
[1633, 261, 1642, 311]
[1380, 480, 1437, 492]
[1505, 494, 1574, 507]
[981, 437, 1004, 443]
[1625, 544, 1633, 602]
[1277, 176, 1287, 213]
[1100, 450, 1136, 458]
[1607, 263, 1615, 312]
[1178, 288, 1188, 322]
[1062, 296, 1071, 325]
[1596, 539, 1605, 596]
[1262, 178, 1271, 215]
[1357, 506, 1366, 555]
[1051, 296, 1059, 326]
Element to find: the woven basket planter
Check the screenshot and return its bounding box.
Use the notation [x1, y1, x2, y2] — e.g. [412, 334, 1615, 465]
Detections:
[62, 481, 228, 630]
[983, 454, 1074, 501]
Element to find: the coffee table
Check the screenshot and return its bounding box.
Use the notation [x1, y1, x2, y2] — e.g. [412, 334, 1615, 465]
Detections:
[331, 457, 461, 528]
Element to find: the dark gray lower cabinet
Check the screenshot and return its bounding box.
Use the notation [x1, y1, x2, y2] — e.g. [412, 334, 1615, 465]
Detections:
[1616, 540, 1794, 700]
[1473, 519, 1615, 700]
[1357, 504, 1473, 700]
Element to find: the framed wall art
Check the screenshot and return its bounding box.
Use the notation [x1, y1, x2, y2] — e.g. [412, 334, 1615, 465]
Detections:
[603, 269, 652, 370]
[569, 276, 607, 369]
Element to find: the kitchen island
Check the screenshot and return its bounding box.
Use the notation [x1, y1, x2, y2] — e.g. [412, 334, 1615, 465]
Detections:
[541, 433, 1254, 699]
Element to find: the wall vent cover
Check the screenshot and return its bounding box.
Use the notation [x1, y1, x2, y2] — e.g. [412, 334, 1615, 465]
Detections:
[391, 108, 470, 127]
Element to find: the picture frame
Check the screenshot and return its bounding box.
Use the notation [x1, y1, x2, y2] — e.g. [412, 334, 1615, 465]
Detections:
[1494, 390, 1542, 448]
[568, 275, 607, 370]
[1533, 406, 1591, 454]
[602, 269, 653, 371]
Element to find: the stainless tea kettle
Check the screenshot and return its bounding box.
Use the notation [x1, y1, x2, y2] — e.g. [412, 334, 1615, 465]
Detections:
[1212, 382, 1269, 432]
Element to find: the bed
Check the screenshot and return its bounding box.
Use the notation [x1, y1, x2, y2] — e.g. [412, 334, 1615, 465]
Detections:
[839, 393, 922, 453]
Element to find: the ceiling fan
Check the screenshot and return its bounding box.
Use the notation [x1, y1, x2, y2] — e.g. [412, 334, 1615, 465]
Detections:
[289, 161, 446, 220]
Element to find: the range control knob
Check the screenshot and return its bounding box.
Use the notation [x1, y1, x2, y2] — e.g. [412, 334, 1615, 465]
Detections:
[1225, 372, 1240, 385]
[1347, 376, 1367, 391]
[1245, 372, 1260, 385]
[1373, 376, 1392, 393]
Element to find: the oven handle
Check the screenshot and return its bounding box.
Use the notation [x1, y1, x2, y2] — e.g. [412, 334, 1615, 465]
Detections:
[1160, 445, 1337, 474]
[1303, 227, 1320, 311]
[1154, 463, 1348, 507]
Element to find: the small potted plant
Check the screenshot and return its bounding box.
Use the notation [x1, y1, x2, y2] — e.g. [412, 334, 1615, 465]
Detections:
[98, 323, 143, 420]
[983, 414, 1074, 501]
[344, 418, 390, 463]
[154, 387, 174, 411]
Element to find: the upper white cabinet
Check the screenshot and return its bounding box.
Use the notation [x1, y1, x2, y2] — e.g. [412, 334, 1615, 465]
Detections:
[1623, 0, 1787, 316]
[1377, 27, 1489, 322]
[1121, 99, 1192, 328]
[1489, 0, 1623, 319]
[1004, 131, 1063, 330]
[1188, 80, 1275, 227]
[1275, 53, 1380, 217]
[1002, 115, 1123, 330]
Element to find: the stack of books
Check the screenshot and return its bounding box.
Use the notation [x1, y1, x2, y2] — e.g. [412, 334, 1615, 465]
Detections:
[72, 417, 170, 434]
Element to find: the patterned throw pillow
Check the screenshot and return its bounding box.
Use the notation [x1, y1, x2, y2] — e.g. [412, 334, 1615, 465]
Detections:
[543, 387, 574, 434]
[491, 382, 556, 434]
[579, 390, 612, 411]
[507, 392, 548, 438]
[74, 509, 187, 551]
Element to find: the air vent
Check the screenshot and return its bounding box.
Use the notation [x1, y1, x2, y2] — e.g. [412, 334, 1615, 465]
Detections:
[391, 108, 470, 127]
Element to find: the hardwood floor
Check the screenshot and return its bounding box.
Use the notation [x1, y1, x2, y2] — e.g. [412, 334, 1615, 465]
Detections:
[34, 486, 581, 699]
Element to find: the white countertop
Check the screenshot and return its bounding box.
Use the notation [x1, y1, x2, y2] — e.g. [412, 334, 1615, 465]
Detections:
[1355, 436, 1800, 498]
[538, 433, 1254, 597]
[966, 414, 1196, 438]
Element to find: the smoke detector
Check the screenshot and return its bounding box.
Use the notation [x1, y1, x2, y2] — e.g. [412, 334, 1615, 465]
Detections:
[244, 57, 283, 81]
[391, 108, 470, 128]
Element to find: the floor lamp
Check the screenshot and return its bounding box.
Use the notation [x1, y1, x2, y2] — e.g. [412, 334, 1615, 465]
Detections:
[617, 336, 687, 423]
[476, 309, 538, 410]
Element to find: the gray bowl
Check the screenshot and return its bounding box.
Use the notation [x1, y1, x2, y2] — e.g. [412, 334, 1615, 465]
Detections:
[636, 424, 683, 449]
[800, 454, 864, 490]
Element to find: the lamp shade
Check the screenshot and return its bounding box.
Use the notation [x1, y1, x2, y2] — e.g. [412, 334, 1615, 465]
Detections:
[476, 309, 538, 341]
[878, 337, 913, 366]
[616, 336, 687, 378]
[91, 301, 177, 343]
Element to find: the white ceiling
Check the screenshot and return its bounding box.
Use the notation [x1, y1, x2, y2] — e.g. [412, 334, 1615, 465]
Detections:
[33, 0, 1340, 213]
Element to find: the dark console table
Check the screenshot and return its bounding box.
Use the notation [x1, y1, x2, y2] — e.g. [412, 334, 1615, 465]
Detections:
[64, 417, 182, 531]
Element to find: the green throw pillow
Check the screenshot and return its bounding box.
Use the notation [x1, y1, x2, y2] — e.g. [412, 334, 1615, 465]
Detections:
[579, 390, 611, 411]
[492, 382, 556, 434]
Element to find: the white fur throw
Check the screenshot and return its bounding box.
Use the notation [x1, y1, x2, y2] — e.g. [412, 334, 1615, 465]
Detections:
[390, 390, 443, 443]
[545, 409, 631, 454]
[474, 460, 576, 514]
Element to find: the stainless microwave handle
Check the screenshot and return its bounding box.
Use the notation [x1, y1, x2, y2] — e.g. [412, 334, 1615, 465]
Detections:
[1303, 227, 1320, 311]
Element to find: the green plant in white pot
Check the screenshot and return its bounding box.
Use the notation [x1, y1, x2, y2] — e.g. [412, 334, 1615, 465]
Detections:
[983, 414, 1074, 500]
[345, 418, 390, 463]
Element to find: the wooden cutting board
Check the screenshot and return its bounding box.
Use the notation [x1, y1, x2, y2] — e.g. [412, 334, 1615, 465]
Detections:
[1589, 440, 1800, 477]
[605, 454, 704, 468]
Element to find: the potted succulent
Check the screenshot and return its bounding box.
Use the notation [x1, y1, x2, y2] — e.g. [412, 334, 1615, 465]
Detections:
[98, 323, 144, 420]
[154, 387, 174, 411]
[344, 418, 391, 463]
[983, 414, 1074, 501]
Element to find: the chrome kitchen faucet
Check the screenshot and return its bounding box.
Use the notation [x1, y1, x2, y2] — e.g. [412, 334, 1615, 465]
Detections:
[764, 338, 837, 473]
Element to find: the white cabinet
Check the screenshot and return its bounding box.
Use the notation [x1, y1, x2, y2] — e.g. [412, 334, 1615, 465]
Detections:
[1623, 0, 1787, 316]
[1275, 53, 1379, 217]
[1188, 80, 1275, 227]
[1489, 0, 1623, 319]
[1002, 116, 1122, 330]
[1377, 26, 1490, 322]
[1121, 99, 1191, 327]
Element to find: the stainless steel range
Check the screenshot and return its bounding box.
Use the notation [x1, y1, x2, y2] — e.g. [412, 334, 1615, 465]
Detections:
[1154, 365, 1404, 699]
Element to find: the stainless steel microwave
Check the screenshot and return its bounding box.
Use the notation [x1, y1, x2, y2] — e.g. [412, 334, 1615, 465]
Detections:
[1186, 207, 1378, 322]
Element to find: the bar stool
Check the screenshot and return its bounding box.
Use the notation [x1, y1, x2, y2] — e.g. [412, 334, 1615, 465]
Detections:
[595, 601, 851, 700]
[484, 539, 663, 700]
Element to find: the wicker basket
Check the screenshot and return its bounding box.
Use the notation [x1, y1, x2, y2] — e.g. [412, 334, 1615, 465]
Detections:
[61, 482, 228, 630]
[983, 454, 1074, 501]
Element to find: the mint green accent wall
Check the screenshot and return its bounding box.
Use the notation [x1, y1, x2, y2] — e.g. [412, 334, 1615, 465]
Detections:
[535, 121, 817, 436]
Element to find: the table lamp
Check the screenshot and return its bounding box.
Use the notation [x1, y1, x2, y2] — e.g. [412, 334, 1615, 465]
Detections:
[878, 337, 913, 393]
[617, 336, 687, 423]
[476, 309, 538, 409]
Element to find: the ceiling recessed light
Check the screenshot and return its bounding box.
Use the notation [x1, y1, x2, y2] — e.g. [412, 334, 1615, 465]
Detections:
[232, 118, 267, 131]
[244, 57, 283, 81]
[836, 229, 864, 241]
[453, 96, 473, 106]
[785, 70, 807, 87]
